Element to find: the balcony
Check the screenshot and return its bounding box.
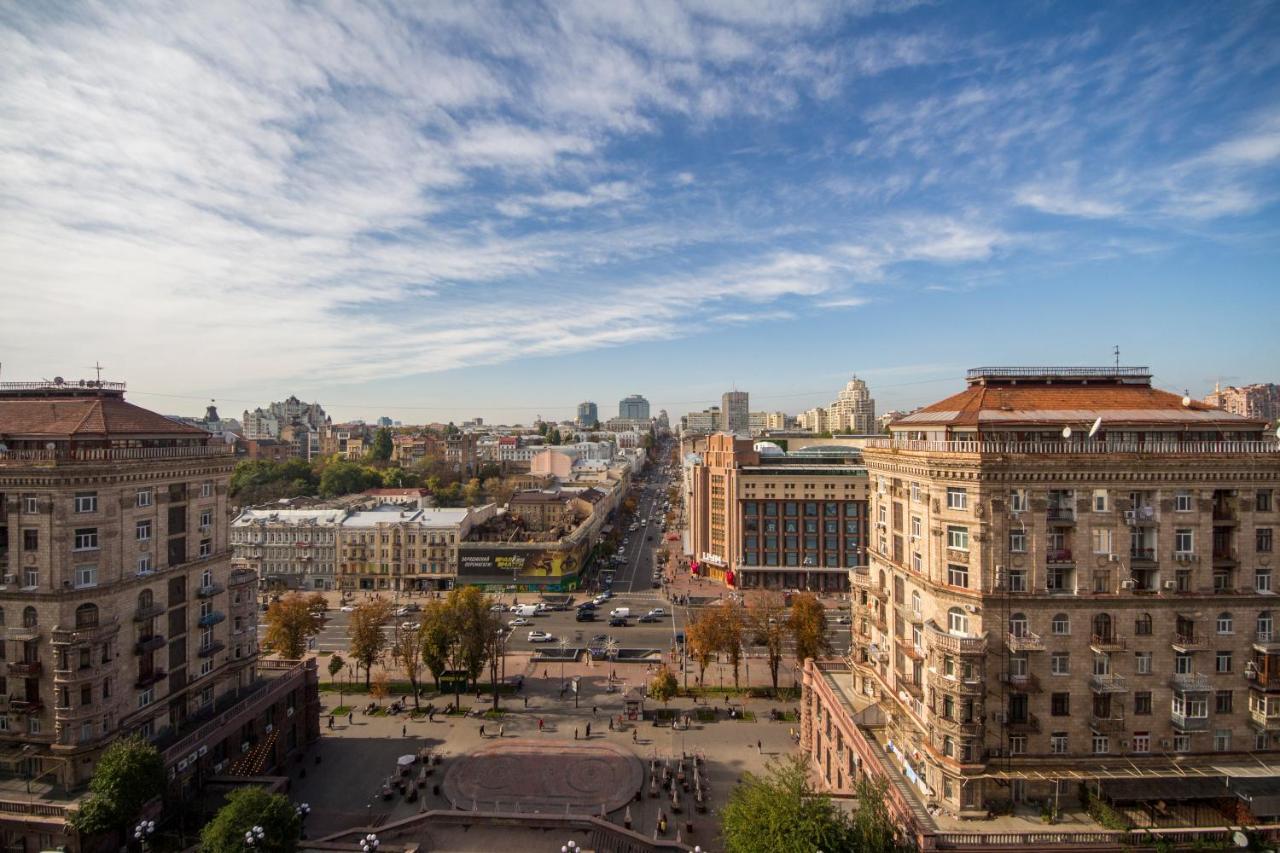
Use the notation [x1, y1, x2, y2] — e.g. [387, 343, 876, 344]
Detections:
[1090, 634, 1126, 653]
[1045, 549, 1073, 564]
[1212, 505, 1238, 524]
[1254, 631, 1280, 653]
[133, 603, 166, 622]
[1006, 631, 1045, 652]
[1169, 672, 1212, 692]
[900, 678, 924, 701]
[198, 611, 226, 627]
[197, 582, 225, 598]
[1091, 673, 1129, 693]
[49, 618, 120, 646]
[7, 696, 43, 714]
[135, 634, 165, 654]
[896, 636, 925, 661]
[1171, 711, 1210, 732]
[229, 569, 257, 588]
[1172, 632, 1208, 652]
[197, 640, 226, 658]
[1000, 671, 1041, 693]
[1090, 712, 1126, 733]
[7, 660, 41, 677]
[2, 625, 41, 642]
[1212, 547, 1238, 565]
[935, 714, 984, 736]
[1130, 547, 1157, 564]
[1046, 508, 1075, 525]
[1248, 670, 1280, 691]
[1003, 712, 1040, 733]
[1249, 707, 1280, 731]
[926, 621, 988, 656]
[930, 671, 985, 696]
[135, 669, 167, 689]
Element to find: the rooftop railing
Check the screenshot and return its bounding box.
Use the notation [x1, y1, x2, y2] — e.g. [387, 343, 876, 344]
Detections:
[0, 444, 233, 464]
[865, 438, 1279, 455]
[966, 366, 1151, 379]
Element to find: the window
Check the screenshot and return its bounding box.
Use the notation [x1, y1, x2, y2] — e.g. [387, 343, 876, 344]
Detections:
[1134, 692, 1152, 715]
[1051, 653, 1070, 675]
[1217, 612, 1233, 635]
[911, 552, 922, 573]
[28, 718, 40, 735]
[947, 607, 968, 634]
[1132, 733, 1150, 754]
[946, 526, 969, 551]
[1009, 530, 1027, 553]
[1009, 735, 1026, 755]
[136, 489, 153, 507]
[911, 516, 922, 539]
[22, 607, 36, 628]
[1092, 528, 1112, 555]
[1175, 653, 1192, 674]
[1050, 733, 1068, 754]
[22, 495, 38, 514]
[1258, 569, 1273, 593]
[1260, 611, 1274, 640]
[199, 539, 212, 558]
[1136, 652, 1152, 674]
[1009, 612, 1029, 637]
[22, 529, 37, 551]
[138, 688, 154, 708]
[136, 520, 152, 542]
[910, 590, 921, 615]
[74, 603, 98, 628]
[1175, 491, 1193, 512]
[1216, 690, 1233, 714]
[73, 528, 98, 551]
[947, 564, 969, 588]
[1214, 730, 1231, 752]
[1010, 490, 1026, 512]
[1173, 734, 1190, 753]
[1093, 490, 1108, 512]
[1259, 528, 1274, 554]
[74, 492, 97, 513]
[200, 510, 212, 530]
[1259, 490, 1273, 512]
[201, 481, 213, 498]
[1051, 613, 1070, 635]
[137, 555, 152, 574]
[1092, 734, 1109, 755]
[1135, 613, 1152, 636]
[947, 488, 968, 510]
[910, 483, 920, 503]
[1175, 529, 1194, 555]
[1216, 651, 1232, 673]
[1051, 693, 1071, 716]
[74, 566, 97, 589]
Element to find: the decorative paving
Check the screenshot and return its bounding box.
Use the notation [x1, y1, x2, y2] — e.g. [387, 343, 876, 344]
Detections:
[441, 738, 643, 814]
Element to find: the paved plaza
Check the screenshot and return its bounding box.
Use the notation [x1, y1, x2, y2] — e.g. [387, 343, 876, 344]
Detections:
[442, 739, 643, 814]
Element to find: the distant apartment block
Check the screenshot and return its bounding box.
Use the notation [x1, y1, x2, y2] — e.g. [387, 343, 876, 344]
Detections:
[1205, 382, 1280, 423]
[618, 395, 650, 421]
[576, 401, 599, 427]
[721, 390, 750, 434]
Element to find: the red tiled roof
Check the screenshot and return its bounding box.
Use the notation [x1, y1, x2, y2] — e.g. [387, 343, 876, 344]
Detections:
[901, 384, 1259, 428]
[0, 397, 208, 438]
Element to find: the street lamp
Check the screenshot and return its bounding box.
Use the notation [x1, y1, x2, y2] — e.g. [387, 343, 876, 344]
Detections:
[360, 832, 380, 853]
[134, 819, 155, 852]
[244, 824, 265, 850]
[560, 841, 579, 853]
[559, 637, 570, 685]
[295, 803, 311, 838]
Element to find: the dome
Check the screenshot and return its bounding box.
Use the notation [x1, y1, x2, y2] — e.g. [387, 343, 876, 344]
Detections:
[753, 441, 785, 456]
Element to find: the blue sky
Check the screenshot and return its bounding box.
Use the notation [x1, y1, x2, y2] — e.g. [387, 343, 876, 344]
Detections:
[2, 1, 1278, 424]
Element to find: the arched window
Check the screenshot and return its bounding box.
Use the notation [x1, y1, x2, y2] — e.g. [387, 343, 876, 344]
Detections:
[1092, 613, 1113, 642]
[1051, 613, 1070, 635]
[1258, 611, 1274, 640]
[910, 590, 921, 615]
[1216, 612, 1233, 635]
[947, 607, 968, 635]
[22, 606, 37, 628]
[1009, 613, 1029, 638]
[75, 603, 99, 629]
[138, 589, 153, 610]
[1134, 612, 1152, 636]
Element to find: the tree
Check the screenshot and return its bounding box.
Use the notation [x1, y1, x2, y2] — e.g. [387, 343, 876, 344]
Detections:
[439, 587, 492, 706]
[747, 592, 788, 694]
[369, 669, 391, 706]
[462, 477, 483, 506]
[391, 623, 424, 710]
[685, 609, 718, 686]
[711, 601, 746, 689]
[419, 600, 452, 690]
[648, 667, 678, 706]
[789, 593, 833, 667]
[306, 591, 328, 616]
[68, 736, 165, 836]
[371, 427, 393, 462]
[348, 600, 392, 687]
[263, 594, 320, 660]
[200, 786, 301, 853]
[851, 775, 910, 852]
[327, 654, 346, 705]
[484, 609, 507, 711]
[720, 755, 857, 853]
[319, 460, 373, 497]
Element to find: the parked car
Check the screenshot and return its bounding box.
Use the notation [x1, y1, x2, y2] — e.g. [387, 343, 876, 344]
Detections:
[339, 604, 356, 613]
[527, 630, 554, 643]
[508, 617, 532, 627]
[490, 603, 505, 612]
[394, 606, 411, 617]
[401, 621, 419, 630]
[608, 616, 628, 627]
[638, 614, 659, 623]
[647, 608, 665, 617]
[833, 615, 851, 625]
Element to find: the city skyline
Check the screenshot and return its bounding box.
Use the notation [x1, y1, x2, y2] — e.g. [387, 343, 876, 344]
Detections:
[3, 2, 1279, 421]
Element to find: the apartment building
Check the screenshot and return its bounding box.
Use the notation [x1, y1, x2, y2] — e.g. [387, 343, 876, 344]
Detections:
[337, 506, 496, 592]
[445, 433, 479, 476]
[0, 380, 317, 846]
[686, 434, 869, 591]
[230, 509, 344, 591]
[721, 391, 749, 434]
[810, 366, 1280, 832]
[683, 407, 720, 435]
[1205, 382, 1280, 423]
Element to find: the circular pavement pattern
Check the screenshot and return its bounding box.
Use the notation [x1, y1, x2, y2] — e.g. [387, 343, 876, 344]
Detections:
[442, 739, 643, 814]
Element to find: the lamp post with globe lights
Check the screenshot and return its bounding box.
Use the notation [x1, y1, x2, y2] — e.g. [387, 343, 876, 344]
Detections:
[244, 825, 265, 851]
[559, 841, 579, 853]
[133, 819, 155, 852]
[295, 802, 311, 838]
[360, 832, 380, 853]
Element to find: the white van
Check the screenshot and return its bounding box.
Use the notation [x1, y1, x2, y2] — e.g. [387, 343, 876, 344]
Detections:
[609, 607, 630, 619]
[513, 604, 539, 618]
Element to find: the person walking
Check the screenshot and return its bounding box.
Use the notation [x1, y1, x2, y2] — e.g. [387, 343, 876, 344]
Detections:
[573, 728, 578, 740]
[538, 718, 544, 732]
[328, 715, 334, 729]
[499, 724, 504, 738]
[523, 695, 528, 708]
[757, 739, 762, 753]
[480, 724, 485, 737]
[632, 729, 638, 744]
[402, 724, 407, 737]
[592, 705, 597, 718]
[348, 711, 353, 725]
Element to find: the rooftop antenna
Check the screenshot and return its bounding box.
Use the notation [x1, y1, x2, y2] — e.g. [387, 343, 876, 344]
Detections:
[1113, 345, 1120, 370]
[87, 361, 105, 383]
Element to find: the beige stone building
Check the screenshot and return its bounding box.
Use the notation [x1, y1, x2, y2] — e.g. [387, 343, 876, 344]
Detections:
[804, 366, 1280, 836]
[686, 434, 868, 591]
[231, 508, 344, 591]
[0, 380, 318, 846]
[1205, 382, 1280, 423]
[337, 505, 496, 592]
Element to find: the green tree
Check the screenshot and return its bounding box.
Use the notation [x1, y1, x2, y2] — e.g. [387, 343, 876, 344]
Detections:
[747, 591, 788, 695]
[462, 477, 483, 506]
[200, 786, 301, 853]
[720, 755, 858, 853]
[262, 593, 320, 660]
[371, 427, 393, 462]
[391, 622, 425, 710]
[68, 736, 165, 835]
[648, 667, 678, 706]
[318, 460, 372, 497]
[419, 600, 452, 690]
[789, 593, 833, 666]
[327, 653, 346, 705]
[712, 601, 746, 689]
[348, 600, 392, 687]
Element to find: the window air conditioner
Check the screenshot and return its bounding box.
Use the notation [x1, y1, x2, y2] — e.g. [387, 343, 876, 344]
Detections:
[1109, 554, 1121, 563]
[1120, 579, 1135, 589]
[177, 758, 188, 771]
[286, 707, 295, 717]
[1124, 511, 1137, 524]
[964, 604, 979, 614]
[1164, 580, 1177, 590]
[265, 723, 273, 734]
[1, 574, 14, 584]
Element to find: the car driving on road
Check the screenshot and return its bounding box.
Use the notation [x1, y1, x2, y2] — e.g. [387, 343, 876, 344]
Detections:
[508, 617, 532, 627]
[527, 630, 554, 643]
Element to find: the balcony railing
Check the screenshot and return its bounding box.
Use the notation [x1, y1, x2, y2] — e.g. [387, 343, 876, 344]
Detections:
[1045, 549, 1073, 564]
[136, 669, 167, 689]
[1090, 634, 1126, 652]
[1046, 508, 1075, 523]
[1250, 707, 1280, 730]
[135, 634, 165, 654]
[926, 621, 988, 655]
[229, 569, 257, 588]
[1006, 631, 1045, 652]
[1002, 712, 1040, 733]
[7, 696, 43, 714]
[133, 603, 166, 622]
[864, 438, 1280, 455]
[1169, 672, 1212, 692]
[0, 444, 234, 465]
[1248, 670, 1280, 690]
[7, 661, 41, 677]
[1090, 673, 1128, 693]
[197, 640, 226, 658]
[1171, 711, 1210, 731]
[1090, 713, 1126, 733]
[1172, 632, 1208, 651]
[49, 617, 120, 645]
[1255, 630, 1280, 651]
[1213, 548, 1238, 563]
[1000, 671, 1041, 693]
[1130, 547, 1156, 562]
[198, 611, 226, 627]
[197, 583, 225, 598]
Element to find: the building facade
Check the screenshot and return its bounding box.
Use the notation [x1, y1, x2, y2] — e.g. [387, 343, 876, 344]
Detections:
[825, 366, 1280, 825]
[576, 401, 599, 428]
[686, 435, 868, 591]
[337, 506, 495, 592]
[1205, 382, 1280, 423]
[721, 391, 750, 435]
[683, 407, 720, 435]
[0, 380, 318, 847]
[828, 375, 876, 434]
[230, 509, 343, 591]
[618, 395, 650, 421]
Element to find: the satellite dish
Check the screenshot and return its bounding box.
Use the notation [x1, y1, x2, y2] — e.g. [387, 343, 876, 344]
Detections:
[1088, 417, 1102, 439]
[1232, 830, 1248, 848]
[1061, 426, 1072, 439]
[1182, 395, 1192, 407]
[1275, 424, 1280, 439]
[53, 376, 64, 385]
